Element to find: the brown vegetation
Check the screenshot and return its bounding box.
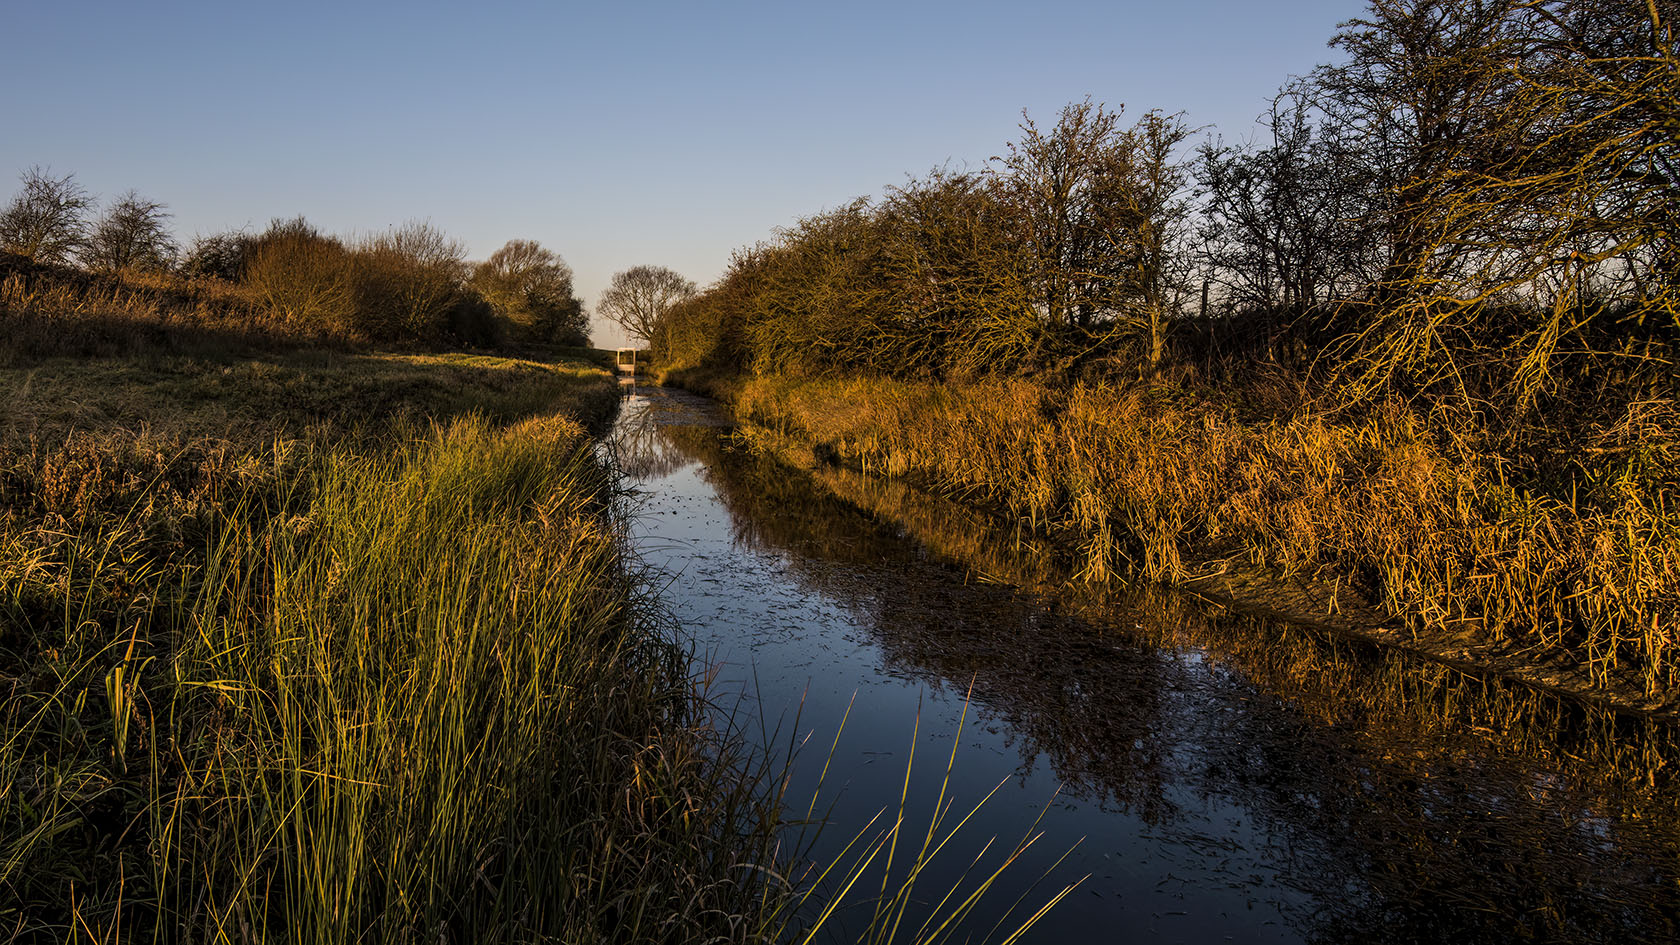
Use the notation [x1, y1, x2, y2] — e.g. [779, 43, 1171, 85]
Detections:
[0, 170, 593, 358]
[725, 374, 1679, 707]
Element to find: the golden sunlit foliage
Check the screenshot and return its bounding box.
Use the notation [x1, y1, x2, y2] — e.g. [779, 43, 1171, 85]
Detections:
[729, 374, 1678, 703]
[0, 184, 592, 356]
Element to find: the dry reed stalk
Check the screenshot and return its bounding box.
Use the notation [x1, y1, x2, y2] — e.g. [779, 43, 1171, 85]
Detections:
[730, 374, 1680, 699]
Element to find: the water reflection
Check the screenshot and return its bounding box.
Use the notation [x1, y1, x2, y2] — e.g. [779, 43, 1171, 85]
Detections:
[612, 388, 1680, 944]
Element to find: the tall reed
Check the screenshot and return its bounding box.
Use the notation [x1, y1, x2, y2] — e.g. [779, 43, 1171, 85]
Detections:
[764, 697, 1080, 945]
[728, 374, 1679, 703]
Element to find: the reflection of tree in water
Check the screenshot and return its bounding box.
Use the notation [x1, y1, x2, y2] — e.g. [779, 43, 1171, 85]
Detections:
[606, 392, 719, 480]
[638, 397, 1680, 944]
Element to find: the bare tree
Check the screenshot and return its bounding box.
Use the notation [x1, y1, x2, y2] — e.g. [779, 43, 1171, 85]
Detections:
[1197, 91, 1364, 317]
[1111, 110, 1193, 369]
[991, 101, 1195, 370]
[598, 265, 697, 345]
[0, 167, 93, 264]
[992, 99, 1139, 332]
[181, 230, 254, 281]
[1310, 0, 1678, 406]
[84, 191, 176, 272]
[1310, 0, 1543, 401]
[1509, 0, 1680, 334]
[1315, 0, 1524, 308]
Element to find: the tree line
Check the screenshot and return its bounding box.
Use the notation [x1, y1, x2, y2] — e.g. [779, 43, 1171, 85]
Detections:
[0, 169, 589, 348]
[652, 0, 1677, 420]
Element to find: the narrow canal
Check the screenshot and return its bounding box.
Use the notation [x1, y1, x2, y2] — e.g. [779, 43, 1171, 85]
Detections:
[609, 386, 1680, 944]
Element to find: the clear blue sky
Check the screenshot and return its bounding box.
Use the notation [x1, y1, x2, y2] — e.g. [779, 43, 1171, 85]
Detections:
[3, 0, 1361, 345]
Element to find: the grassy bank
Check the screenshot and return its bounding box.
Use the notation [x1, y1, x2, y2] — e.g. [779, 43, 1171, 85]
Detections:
[0, 352, 788, 941]
[687, 370, 1678, 716]
[2, 207, 590, 356]
[3, 350, 620, 440]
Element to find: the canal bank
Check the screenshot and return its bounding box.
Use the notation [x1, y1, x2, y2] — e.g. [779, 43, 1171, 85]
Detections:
[665, 370, 1679, 724]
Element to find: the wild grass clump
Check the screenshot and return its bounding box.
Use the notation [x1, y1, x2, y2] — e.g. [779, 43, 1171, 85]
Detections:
[1, 415, 791, 942]
[765, 698, 1081, 945]
[729, 374, 1680, 702]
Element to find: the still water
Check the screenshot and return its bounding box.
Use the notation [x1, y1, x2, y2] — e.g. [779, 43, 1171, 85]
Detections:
[609, 386, 1679, 944]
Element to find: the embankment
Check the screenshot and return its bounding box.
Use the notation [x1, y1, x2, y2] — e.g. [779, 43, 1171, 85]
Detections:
[666, 368, 1678, 721]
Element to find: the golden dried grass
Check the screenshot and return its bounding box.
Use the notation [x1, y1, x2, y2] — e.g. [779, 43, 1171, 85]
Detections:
[732, 374, 1680, 697]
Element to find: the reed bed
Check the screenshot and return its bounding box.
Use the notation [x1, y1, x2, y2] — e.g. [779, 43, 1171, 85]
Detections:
[1, 414, 800, 941]
[728, 374, 1680, 702]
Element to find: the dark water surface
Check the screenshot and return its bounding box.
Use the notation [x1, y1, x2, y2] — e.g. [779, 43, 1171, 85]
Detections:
[609, 386, 1680, 944]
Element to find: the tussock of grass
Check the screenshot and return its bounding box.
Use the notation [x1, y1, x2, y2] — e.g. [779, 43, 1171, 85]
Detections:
[729, 374, 1680, 703]
[766, 695, 1081, 945]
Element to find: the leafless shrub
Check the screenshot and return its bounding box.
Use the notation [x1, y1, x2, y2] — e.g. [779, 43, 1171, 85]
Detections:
[84, 191, 176, 273]
[0, 167, 93, 264]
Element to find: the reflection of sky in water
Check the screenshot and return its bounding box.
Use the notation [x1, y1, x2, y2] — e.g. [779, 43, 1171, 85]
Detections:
[611, 389, 1680, 945]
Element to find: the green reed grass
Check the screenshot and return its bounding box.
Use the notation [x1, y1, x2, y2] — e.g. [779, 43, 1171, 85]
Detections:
[2, 415, 797, 942]
[751, 693, 1080, 945]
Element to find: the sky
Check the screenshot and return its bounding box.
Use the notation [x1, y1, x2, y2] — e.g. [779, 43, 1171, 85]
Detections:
[3, 0, 1363, 346]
